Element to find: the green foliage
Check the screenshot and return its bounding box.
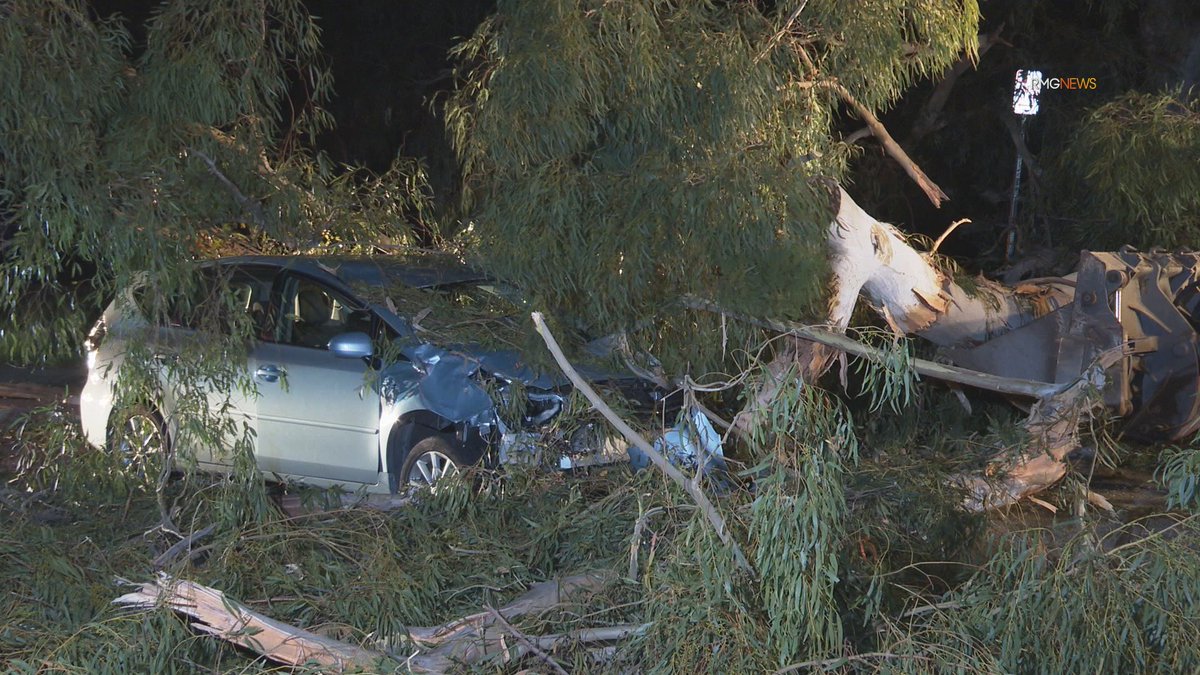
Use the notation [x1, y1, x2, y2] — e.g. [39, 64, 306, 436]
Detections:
[11, 401, 150, 502]
[878, 519, 1200, 673]
[6, 360, 1200, 673]
[1057, 90, 1200, 250]
[638, 510, 772, 674]
[2, 414, 652, 671]
[1158, 443, 1200, 513]
[0, 0, 426, 364]
[851, 329, 919, 414]
[753, 446, 849, 662]
[748, 389, 853, 665]
[447, 0, 980, 372]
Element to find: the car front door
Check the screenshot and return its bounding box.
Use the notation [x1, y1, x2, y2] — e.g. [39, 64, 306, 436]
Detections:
[252, 273, 382, 486]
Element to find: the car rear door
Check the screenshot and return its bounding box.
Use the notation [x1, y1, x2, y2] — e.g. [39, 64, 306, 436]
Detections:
[153, 263, 276, 469]
[251, 272, 382, 485]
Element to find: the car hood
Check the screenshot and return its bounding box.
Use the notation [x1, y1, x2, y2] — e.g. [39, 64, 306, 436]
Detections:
[378, 340, 624, 424]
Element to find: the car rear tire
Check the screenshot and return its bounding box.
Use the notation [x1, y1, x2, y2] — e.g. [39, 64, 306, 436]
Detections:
[107, 405, 168, 478]
[400, 436, 465, 490]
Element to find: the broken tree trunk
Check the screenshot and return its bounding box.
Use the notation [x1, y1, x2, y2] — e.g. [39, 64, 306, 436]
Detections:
[114, 571, 630, 674]
[736, 186, 1090, 508]
[113, 573, 385, 671]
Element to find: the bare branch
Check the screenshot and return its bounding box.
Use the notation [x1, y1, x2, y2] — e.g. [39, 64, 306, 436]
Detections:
[793, 46, 948, 206]
[683, 297, 1064, 399]
[114, 573, 386, 671]
[531, 312, 753, 574]
[484, 605, 569, 675]
[908, 24, 1006, 145]
[152, 523, 215, 569]
[189, 148, 271, 230]
[999, 111, 1045, 191]
[957, 347, 1125, 511]
[774, 651, 930, 674]
[843, 126, 873, 144]
[931, 218, 971, 255]
[825, 81, 949, 207]
[755, 0, 810, 63]
[117, 572, 620, 673]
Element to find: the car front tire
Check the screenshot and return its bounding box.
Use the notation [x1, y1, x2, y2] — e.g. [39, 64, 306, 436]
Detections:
[400, 436, 466, 490]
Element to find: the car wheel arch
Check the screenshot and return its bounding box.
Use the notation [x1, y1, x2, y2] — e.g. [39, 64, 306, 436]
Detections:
[385, 411, 456, 494]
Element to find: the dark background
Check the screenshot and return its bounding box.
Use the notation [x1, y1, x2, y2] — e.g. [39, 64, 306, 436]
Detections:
[87, 0, 1200, 263]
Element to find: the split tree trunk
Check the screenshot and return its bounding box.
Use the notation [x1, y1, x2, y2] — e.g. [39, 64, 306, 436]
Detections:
[742, 186, 1092, 510]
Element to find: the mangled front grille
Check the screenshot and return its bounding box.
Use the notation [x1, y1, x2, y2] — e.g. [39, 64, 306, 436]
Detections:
[522, 390, 564, 427]
[492, 380, 566, 430]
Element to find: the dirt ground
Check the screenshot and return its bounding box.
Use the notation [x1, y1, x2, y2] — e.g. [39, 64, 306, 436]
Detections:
[0, 363, 85, 476]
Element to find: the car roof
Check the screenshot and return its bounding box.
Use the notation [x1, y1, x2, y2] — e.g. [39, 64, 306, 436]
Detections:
[213, 254, 490, 290]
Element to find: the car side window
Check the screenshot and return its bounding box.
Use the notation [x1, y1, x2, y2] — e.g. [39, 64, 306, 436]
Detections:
[135, 265, 274, 336]
[229, 268, 277, 338]
[276, 276, 374, 350]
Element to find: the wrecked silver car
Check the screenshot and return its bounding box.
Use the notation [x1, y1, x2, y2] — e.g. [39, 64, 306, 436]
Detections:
[79, 255, 721, 493]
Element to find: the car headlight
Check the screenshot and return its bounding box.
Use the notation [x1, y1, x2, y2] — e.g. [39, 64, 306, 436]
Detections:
[84, 318, 107, 370]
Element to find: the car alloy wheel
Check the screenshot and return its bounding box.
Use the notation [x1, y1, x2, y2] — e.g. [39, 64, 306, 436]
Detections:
[400, 435, 468, 491]
[408, 449, 459, 487]
[110, 408, 166, 477]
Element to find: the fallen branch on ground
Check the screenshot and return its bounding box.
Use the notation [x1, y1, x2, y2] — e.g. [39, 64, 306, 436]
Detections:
[683, 297, 1062, 399]
[151, 523, 215, 569]
[115, 572, 629, 673]
[483, 605, 570, 675]
[958, 347, 1124, 510]
[113, 573, 386, 671]
[682, 296, 1128, 510]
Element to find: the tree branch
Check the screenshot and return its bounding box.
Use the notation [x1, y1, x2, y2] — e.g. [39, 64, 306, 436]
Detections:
[792, 45, 948, 207]
[189, 148, 271, 231]
[682, 297, 1064, 399]
[152, 523, 215, 569]
[114, 573, 386, 672]
[755, 0, 810, 63]
[843, 126, 873, 144]
[998, 111, 1044, 191]
[774, 651, 930, 674]
[484, 605, 569, 675]
[531, 312, 752, 574]
[825, 81, 949, 207]
[117, 572, 620, 673]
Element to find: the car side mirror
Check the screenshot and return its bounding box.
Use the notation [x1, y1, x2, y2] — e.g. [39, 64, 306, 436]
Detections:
[328, 331, 374, 359]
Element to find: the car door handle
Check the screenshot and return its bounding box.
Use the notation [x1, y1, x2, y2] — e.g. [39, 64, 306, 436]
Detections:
[255, 364, 284, 383]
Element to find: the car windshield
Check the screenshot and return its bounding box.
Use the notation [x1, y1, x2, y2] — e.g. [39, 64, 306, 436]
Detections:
[351, 271, 531, 352]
